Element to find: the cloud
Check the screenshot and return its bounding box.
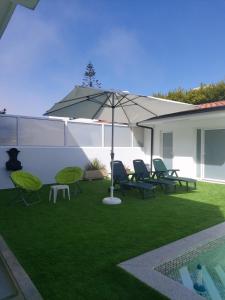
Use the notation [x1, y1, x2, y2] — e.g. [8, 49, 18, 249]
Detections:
[0, 10, 62, 76]
[95, 28, 146, 76]
[0, 5, 76, 116]
[93, 27, 165, 93]
[51, 0, 95, 23]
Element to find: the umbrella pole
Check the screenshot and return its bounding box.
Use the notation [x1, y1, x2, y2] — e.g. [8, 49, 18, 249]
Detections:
[110, 95, 115, 198]
[102, 92, 121, 205]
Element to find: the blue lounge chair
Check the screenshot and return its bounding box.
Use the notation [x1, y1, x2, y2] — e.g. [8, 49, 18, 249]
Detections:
[153, 158, 197, 191]
[111, 160, 156, 199]
[133, 159, 176, 192]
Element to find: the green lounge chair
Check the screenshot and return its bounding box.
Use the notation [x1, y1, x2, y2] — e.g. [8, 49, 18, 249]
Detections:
[133, 159, 176, 193]
[10, 171, 42, 206]
[153, 158, 197, 191]
[112, 160, 156, 199]
[55, 167, 83, 195]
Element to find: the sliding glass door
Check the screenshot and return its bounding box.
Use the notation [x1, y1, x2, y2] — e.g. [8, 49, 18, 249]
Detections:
[204, 129, 225, 181]
[162, 132, 173, 169]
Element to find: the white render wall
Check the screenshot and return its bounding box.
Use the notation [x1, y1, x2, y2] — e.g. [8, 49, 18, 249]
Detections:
[153, 122, 196, 177]
[151, 111, 225, 180]
[0, 114, 148, 189]
[0, 146, 146, 189]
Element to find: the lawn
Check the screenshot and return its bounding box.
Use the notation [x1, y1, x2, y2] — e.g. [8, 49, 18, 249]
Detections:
[0, 181, 225, 300]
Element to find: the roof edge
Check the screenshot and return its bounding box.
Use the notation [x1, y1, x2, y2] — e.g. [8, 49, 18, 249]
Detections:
[138, 105, 225, 125]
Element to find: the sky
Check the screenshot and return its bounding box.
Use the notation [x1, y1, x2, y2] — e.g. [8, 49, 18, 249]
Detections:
[1, 0, 225, 116]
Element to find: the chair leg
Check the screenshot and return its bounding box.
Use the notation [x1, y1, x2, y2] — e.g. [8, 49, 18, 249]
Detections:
[53, 188, 57, 204]
[141, 188, 155, 199]
[10, 188, 23, 206]
[22, 195, 30, 207]
[67, 187, 70, 200]
[76, 181, 82, 193]
[164, 184, 169, 194]
[120, 185, 126, 196]
[11, 188, 42, 206]
[70, 182, 81, 196]
[49, 188, 52, 202]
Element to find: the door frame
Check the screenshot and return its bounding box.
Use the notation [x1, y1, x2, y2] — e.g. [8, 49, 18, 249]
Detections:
[197, 128, 225, 182]
[160, 131, 173, 168]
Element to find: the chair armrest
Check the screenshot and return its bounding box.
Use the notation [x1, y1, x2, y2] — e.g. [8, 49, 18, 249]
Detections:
[154, 170, 167, 178]
[168, 169, 180, 176]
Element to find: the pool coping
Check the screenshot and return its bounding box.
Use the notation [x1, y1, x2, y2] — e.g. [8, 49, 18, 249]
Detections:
[0, 235, 43, 300]
[119, 221, 225, 300]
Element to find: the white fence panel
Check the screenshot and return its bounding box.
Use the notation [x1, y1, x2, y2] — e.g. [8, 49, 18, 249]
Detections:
[67, 122, 102, 147]
[18, 118, 64, 146]
[0, 116, 17, 145]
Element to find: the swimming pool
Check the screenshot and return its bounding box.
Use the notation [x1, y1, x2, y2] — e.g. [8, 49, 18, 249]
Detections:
[156, 235, 225, 300]
[119, 222, 225, 300]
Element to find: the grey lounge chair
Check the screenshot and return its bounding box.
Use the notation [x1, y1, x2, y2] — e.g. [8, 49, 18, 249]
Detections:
[133, 159, 176, 192]
[153, 158, 197, 191]
[111, 160, 156, 199]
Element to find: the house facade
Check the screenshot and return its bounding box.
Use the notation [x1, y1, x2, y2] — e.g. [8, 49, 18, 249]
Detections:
[141, 102, 225, 182]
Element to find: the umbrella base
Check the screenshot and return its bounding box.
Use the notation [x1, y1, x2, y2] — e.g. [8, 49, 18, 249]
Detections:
[102, 197, 122, 205]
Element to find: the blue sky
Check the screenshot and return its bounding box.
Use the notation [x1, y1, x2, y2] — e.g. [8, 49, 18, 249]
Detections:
[1, 0, 225, 116]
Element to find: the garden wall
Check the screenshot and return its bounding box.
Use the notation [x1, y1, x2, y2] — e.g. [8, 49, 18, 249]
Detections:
[0, 114, 148, 189]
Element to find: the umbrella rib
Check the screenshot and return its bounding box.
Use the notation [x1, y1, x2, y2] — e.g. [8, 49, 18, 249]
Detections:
[114, 94, 128, 108]
[47, 94, 112, 115]
[92, 92, 113, 119]
[121, 105, 131, 124]
[57, 92, 108, 104]
[116, 101, 136, 107]
[123, 94, 159, 117]
[88, 97, 112, 107]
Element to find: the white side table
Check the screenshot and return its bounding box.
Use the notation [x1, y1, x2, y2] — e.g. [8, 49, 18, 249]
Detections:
[49, 185, 70, 204]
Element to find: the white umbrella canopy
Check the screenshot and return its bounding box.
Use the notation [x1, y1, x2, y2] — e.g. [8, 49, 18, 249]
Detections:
[45, 85, 195, 124]
[45, 86, 195, 204]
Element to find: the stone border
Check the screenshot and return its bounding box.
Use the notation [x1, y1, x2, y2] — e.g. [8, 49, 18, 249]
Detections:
[119, 222, 225, 300]
[0, 235, 43, 300]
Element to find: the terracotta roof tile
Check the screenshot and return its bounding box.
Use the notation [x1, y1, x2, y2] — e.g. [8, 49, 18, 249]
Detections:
[198, 101, 225, 109]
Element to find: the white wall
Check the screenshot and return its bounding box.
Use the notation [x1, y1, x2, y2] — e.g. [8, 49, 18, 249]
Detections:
[151, 113, 225, 180]
[0, 114, 148, 189]
[1, 146, 147, 189]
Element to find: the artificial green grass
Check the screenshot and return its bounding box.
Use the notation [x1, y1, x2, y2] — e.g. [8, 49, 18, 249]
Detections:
[0, 181, 225, 299]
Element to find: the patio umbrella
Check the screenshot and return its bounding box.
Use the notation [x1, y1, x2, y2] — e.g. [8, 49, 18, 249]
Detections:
[45, 86, 195, 204]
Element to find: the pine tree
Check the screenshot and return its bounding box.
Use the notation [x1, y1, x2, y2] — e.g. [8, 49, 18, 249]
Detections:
[82, 62, 101, 88]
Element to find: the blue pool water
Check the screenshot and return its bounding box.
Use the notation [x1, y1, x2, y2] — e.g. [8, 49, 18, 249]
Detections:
[155, 237, 225, 300]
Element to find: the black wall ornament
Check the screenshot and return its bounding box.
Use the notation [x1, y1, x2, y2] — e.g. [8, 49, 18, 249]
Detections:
[6, 148, 22, 171]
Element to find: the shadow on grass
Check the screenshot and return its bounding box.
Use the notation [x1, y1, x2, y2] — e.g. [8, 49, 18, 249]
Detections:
[0, 180, 224, 300]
